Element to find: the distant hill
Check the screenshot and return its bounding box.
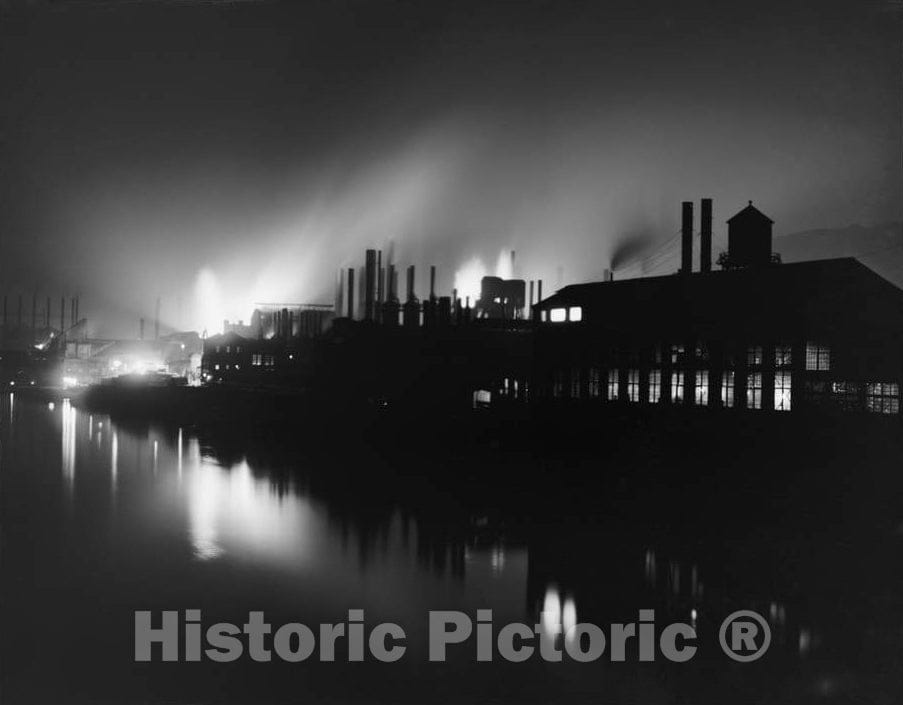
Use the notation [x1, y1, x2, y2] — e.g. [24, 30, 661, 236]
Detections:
[775, 222, 903, 287]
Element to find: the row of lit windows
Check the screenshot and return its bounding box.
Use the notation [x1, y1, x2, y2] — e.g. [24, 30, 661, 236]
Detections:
[213, 344, 243, 354]
[556, 341, 831, 371]
[251, 353, 276, 367]
[543, 306, 583, 323]
[808, 381, 900, 415]
[555, 368, 793, 411]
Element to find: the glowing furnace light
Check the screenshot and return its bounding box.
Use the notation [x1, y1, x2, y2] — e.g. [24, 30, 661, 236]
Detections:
[453, 257, 487, 304]
[193, 267, 227, 336]
[549, 308, 567, 322]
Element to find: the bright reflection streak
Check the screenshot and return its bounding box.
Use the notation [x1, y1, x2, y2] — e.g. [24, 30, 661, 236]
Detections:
[111, 432, 118, 491]
[186, 457, 313, 563]
[88, 414, 93, 438]
[153, 440, 158, 473]
[177, 428, 183, 479]
[61, 398, 76, 489]
[562, 596, 578, 648]
[8, 393, 13, 424]
[540, 585, 562, 641]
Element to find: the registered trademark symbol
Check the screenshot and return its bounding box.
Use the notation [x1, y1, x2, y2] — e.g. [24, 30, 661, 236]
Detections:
[718, 610, 771, 662]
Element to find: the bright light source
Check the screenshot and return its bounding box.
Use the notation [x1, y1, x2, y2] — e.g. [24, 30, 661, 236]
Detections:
[550, 308, 566, 322]
[62, 376, 78, 388]
[48, 402, 55, 411]
[568, 306, 583, 322]
[454, 257, 488, 304]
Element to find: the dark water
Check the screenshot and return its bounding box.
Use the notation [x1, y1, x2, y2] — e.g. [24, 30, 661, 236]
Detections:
[1, 393, 902, 704]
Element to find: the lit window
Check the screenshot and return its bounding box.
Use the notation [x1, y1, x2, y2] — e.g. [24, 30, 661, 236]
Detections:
[550, 308, 567, 323]
[695, 343, 709, 362]
[747, 372, 762, 409]
[225, 345, 231, 354]
[670, 344, 685, 365]
[473, 389, 491, 408]
[648, 369, 662, 403]
[252, 354, 262, 366]
[627, 369, 639, 402]
[805, 343, 831, 371]
[588, 368, 601, 398]
[263, 355, 275, 367]
[214, 364, 220, 371]
[774, 371, 792, 411]
[568, 306, 583, 322]
[236, 346, 242, 353]
[722, 371, 735, 408]
[607, 369, 619, 400]
[670, 371, 684, 403]
[866, 382, 899, 414]
[831, 381, 860, 411]
[747, 346, 763, 367]
[215, 345, 221, 353]
[553, 370, 566, 398]
[570, 368, 581, 398]
[540, 310, 548, 322]
[775, 345, 792, 368]
[695, 371, 709, 406]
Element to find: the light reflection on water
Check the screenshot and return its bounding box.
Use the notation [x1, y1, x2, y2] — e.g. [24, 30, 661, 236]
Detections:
[0, 393, 894, 703]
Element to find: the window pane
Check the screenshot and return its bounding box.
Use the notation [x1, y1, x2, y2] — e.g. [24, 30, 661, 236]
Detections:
[568, 306, 583, 322]
[550, 308, 566, 322]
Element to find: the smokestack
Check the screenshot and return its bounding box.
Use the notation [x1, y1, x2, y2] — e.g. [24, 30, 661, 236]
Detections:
[60, 297, 64, 331]
[429, 265, 436, 301]
[681, 201, 694, 275]
[510, 250, 516, 278]
[75, 296, 79, 325]
[364, 249, 376, 321]
[154, 297, 161, 339]
[45, 297, 49, 327]
[406, 266, 415, 302]
[139, 317, 145, 340]
[700, 198, 713, 273]
[70, 298, 76, 328]
[537, 280, 543, 303]
[347, 268, 354, 318]
[377, 250, 384, 305]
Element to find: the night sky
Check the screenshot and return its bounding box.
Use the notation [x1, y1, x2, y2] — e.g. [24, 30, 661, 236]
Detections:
[0, 0, 900, 336]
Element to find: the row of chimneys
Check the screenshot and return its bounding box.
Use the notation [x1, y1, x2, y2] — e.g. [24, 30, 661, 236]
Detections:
[2, 294, 81, 333]
[339, 249, 545, 325]
[680, 198, 713, 275]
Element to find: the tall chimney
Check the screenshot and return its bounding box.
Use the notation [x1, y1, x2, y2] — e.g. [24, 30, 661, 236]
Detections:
[537, 279, 543, 303]
[60, 297, 64, 331]
[528, 280, 534, 317]
[429, 265, 436, 301]
[45, 297, 50, 327]
[154, 297, 161, 339]
[139, 317, 145, 340]
[70, 298, 76, 328]
[700, 198, 713, 273]
[364, 249, 376, 321]
[346, 267, 355, 319]
[510, 250, 516, 278]
[681, 201, 694, 275]
[406, 265, 415, 302]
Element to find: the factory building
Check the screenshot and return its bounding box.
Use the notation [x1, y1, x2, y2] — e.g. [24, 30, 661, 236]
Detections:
[532, 200, 903, 417]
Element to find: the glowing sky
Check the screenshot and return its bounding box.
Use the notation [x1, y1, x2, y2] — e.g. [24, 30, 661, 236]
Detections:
[0, 0, 899, 336]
